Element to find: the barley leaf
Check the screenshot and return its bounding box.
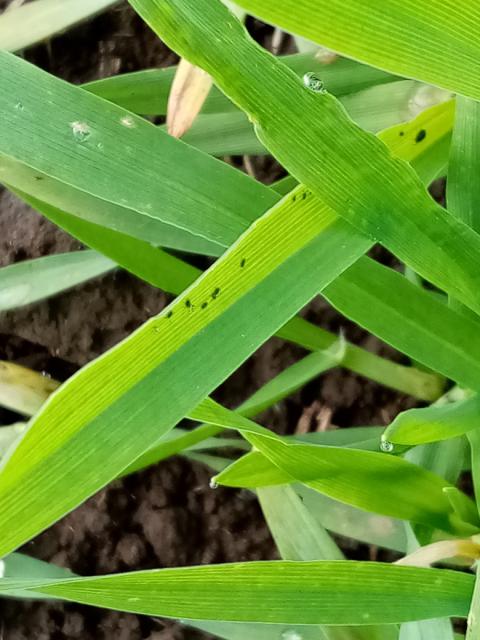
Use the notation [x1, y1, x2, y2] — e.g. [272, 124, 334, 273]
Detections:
[231, 0, 480, 100]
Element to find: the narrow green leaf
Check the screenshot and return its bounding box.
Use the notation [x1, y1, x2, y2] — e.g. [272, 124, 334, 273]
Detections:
[323, 257, 480, 390]
[0, 50, 274, 256]
[173, 80, 444, 156]
[448, 97, 480, 232]
[85, 53, 398, 116]
[216, 434, 473, 534]
[0, 250, 113, 311]
[183, 447, 409, 553]
[279, 316, 444, 402]
[131, 0, 480, 314]
[0, 0, 118, 52]
[297, 484, 407, 553]
[0, 183, 371, 558]
[191, 399, 476, 534]
[240, 339, 344, 417]
[15, 187, 443, 404]
[0, 561, 472, 624]
[232, 0, 480, 100]
[258, 485, 395, 640]
[384, 395, 480, 446]
[259, 485, 344, 561]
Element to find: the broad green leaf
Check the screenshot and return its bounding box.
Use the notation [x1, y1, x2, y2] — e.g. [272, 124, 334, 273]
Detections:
[130, 0, 480, 315]
[232, 0, 480, 100]
[0, 561, 472, 624]
[383, 395, 480, 446]
[448, 97, 480, 232]
[0, 0, 118, 52]
[192, 400, 476, 534]
[0, 250, 113, 311]
[85, 53, 398, 116]
[15, 192, 443, 403]
[380, 100, 453, 185]
[214, 436, 474, 534]
[0, 50, 274, 256]
[125, 341, 342, 476]
[0, 361, 59, 416]
[271, 99, 454, 199]
[323, 257, 480, 390]
[0, 182, 372, 558]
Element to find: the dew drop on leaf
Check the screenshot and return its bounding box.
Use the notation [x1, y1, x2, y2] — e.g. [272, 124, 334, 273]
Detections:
[303, 72, 326, 94]
[281, 630, 303, 640]
[380, 438, 394, 453]
[209, 478, 219, 489]
[70, 121, 91, 143]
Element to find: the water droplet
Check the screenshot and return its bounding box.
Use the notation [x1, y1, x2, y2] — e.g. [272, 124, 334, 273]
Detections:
[303, 72, 326, 94]
[209, 478, 218, 489]
[41, 371, 52, 379]
[281, 630, 303, 640]
[14, 102, 24, 111]
[70, 121, 91, 143]
[121, 116, 136, 128]
[380, 438, 394, 453]
[362, 612, 371, 621]
[96, 142, 104, 150]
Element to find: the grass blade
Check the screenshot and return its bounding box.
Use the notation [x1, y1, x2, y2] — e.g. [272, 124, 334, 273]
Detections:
[0, 561, 472, 625]
[0, 0, 118, 52]
[85, 53, 398, 116]
[0, 250, 114, 311]
[0, 50, 274, 256]
[448, 97, 480, 232]
[232, 0, 480, 100]
[257, 485, 395, 640]
[0, 182, 371, 557]
[323, 257, 480, 390]
[130, 0, 480, 314]
[14, 191, 443, 403]
[384, 395, 480, 446]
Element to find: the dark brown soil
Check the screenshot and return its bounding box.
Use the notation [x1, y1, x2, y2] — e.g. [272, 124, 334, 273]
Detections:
[0, 3, 416, 638]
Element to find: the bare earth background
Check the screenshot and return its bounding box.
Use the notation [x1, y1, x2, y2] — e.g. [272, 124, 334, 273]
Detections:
[0, 3, 417, 638]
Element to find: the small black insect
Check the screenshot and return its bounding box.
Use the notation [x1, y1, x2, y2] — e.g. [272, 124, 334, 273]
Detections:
[415, 129, 427, 143]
